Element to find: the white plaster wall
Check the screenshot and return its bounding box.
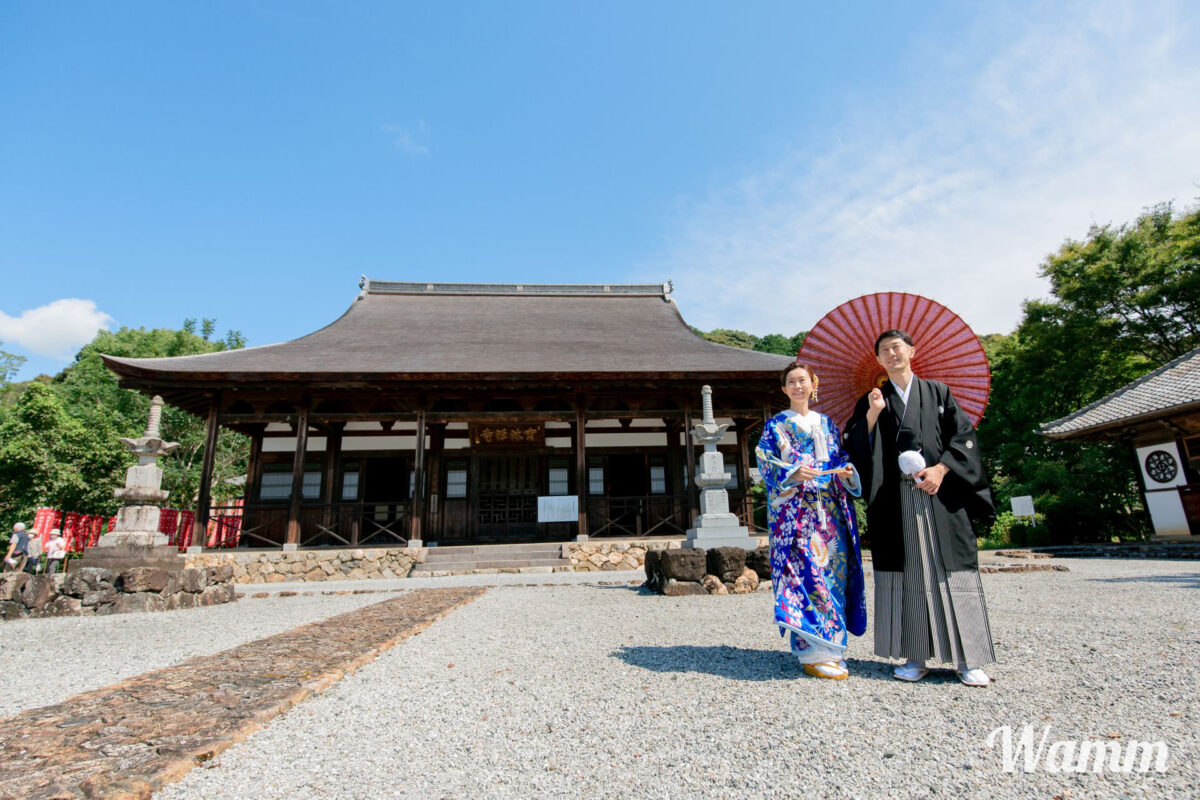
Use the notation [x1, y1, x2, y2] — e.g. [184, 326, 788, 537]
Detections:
[1136, 441, 1189, 537]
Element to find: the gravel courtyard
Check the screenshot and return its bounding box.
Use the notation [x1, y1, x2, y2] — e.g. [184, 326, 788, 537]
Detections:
[6, 559, 1199, 799]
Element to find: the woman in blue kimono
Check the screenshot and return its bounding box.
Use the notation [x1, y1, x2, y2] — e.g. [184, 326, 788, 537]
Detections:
[756, 362, 867, 680]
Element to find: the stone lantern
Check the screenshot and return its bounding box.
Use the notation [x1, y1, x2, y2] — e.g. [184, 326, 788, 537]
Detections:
[681, 385, 757, 550]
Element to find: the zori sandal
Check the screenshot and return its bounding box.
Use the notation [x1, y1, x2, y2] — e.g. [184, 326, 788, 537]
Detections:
[803, 661, 849, 680]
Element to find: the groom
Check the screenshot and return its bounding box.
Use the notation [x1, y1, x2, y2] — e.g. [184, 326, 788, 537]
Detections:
[844, 329, 997, 687]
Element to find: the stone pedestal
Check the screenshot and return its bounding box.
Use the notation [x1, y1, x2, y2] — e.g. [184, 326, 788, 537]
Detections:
[77, 545, 183, 573]
[682, 386, 757, 550]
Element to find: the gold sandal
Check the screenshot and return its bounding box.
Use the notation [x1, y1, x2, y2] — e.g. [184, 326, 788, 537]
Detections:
[803, 661, 849, 680]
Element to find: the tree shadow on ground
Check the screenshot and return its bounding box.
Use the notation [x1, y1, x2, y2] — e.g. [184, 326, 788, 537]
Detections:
[611, 645, 897, 683]
[1086, 572, 1200, 589]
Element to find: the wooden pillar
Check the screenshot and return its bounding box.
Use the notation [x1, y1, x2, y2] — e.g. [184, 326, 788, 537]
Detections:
[736, 420, 754, 529]
[286, 400, 310, 546]
[575, 399, 589, 540]
[409, 410, 427, 545]
[321, 424, 343, 532]
[683, 398, 698, 524]
[427, 424, 446, 541]
[246, 425, 265, 502]
[192, 394, 221, 550]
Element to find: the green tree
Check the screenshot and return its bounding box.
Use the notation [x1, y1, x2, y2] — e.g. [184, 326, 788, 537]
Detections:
[53, 321, 251, 511]
[0, 341, 24, 384]
[0, 383, 126, 525]
[978, 202, 1200, 542]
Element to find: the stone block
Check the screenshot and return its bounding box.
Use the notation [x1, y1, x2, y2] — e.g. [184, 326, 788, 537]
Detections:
[111, 592, 166, 614]
[662, 580, 707, 596]
[746, 546, 771, 581]
[660, 549, 706, 583]
[165, 592, 198, 611]
[707, 547, 747, 583]
[179, 568, 208, 593]
[643, 550, 664, 591]
[82, 588, 119, 607]
[198, 584, 236, 606]
[120, 567, 170, 593]
[0, 600, 25, 620]
[41, 595, 84, 616]
[0, 573, 30, 601]
[210, 565, 234, 583]
[20, 576, 59, 610]
[701, 574, 728, 594]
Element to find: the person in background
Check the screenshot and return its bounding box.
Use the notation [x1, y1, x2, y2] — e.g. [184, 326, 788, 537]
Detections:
[44, 528, 68, 574]
[4, 522, 29, 573]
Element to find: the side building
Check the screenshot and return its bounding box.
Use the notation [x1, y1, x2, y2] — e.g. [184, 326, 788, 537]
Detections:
[1041, 345, 1200, 539]
[102, 280, 792, 549]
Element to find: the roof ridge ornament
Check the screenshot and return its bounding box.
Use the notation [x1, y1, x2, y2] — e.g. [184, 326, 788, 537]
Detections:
[364, 281, 673, 297]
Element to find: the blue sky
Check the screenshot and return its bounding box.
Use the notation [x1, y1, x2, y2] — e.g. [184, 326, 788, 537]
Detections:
[2, 1, 1198, 380]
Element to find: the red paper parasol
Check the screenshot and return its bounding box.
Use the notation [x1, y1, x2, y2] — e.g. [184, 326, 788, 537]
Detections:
[797, 292, 991, 430]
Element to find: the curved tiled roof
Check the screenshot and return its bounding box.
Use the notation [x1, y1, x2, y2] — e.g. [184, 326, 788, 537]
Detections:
[102, 280, 792, 382]
[1040, 346, 1200, 439]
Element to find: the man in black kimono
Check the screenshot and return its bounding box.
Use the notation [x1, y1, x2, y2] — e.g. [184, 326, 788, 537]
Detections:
[845, 329, 996, 687]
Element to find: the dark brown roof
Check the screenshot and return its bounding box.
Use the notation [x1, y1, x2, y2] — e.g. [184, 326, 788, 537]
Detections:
[1040, 345, 1200, 439]
[102, 280, 792, 383]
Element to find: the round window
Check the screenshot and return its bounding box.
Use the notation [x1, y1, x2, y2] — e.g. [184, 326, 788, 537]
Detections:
[1144, 450, 1178, 484]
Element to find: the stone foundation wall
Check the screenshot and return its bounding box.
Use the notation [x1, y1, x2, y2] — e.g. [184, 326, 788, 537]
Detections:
[0, 566, 237, 621]
[184, 548, 421, 584]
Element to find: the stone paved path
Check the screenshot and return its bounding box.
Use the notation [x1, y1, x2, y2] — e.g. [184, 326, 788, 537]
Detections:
[0, 587, 485, 800]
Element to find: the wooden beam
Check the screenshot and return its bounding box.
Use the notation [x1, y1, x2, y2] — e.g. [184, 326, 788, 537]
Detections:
[191, 393, 221, 550]
[409, 409, 427, 544]
[321, 424, 343, 532]
[683, 396, 698, 525]
[286, 400, 310, 545]
[575, 398, 588, 539]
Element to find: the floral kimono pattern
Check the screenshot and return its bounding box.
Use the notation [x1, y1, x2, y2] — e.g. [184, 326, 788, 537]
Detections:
[756, 410, 867, 662]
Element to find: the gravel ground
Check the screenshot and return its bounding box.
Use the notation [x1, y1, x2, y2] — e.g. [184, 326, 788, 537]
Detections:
[146, 558, 1200, 800]
[0, 593, 389, 718]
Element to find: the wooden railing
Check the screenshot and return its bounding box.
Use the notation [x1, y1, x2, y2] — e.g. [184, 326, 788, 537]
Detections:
[586, 494, 690, 538]
[212, 501, 410, 549]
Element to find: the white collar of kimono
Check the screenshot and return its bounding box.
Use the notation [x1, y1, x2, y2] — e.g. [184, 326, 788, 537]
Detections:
[890, 374, 918, 408]
[781, 409, 829, 463]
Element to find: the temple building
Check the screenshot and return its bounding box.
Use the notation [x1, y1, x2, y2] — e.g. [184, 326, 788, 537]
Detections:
[1041, 345, 1200, 539]
[102, 280, 791, 549]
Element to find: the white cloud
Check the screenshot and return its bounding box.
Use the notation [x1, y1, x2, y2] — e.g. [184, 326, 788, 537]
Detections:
[653, 1, 1200, 337]
[0, 298, 115, 360]
[381, 121, 430, 156]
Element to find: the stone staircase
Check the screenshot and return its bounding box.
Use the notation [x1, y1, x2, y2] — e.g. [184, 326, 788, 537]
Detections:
[410, 543, 572, 577]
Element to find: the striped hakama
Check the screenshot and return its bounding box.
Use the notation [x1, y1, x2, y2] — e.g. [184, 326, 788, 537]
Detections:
[874, 476, 995, 668]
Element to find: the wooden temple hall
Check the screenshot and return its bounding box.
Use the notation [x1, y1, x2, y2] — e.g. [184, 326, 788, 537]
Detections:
[102, 281, 791, 549]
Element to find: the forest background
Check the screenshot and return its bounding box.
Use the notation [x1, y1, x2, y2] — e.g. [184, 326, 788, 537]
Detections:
[1, 202, 1196, 547]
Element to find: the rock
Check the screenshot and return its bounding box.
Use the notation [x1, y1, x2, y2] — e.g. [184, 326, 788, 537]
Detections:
[165, 592, 198, 610]
[20, 576, 59, 610]
[732, 567, 759, 594]
[59, 568, 114, 597]
[120, 567, 170, 593]
[662, 579, 707, 596]
[643, 550, 664, 591]
[707, 547, 747, 583]
[82, 588, 119, 607]
[701, 574, 728, 594]
[199, 584, 236, 606]
[208, 565, 234, 583]
[179, 568, 208, 592]
[305, 567, 325, 581]
[264, 573, 286, 583]
[746, 546, 772, 580]
[0, 573, 31, 601]
[0, 600, 25, 620]
[41, 595, 84, 616]
[111, 592, 166, 614]
[660, 549, 706, 582]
